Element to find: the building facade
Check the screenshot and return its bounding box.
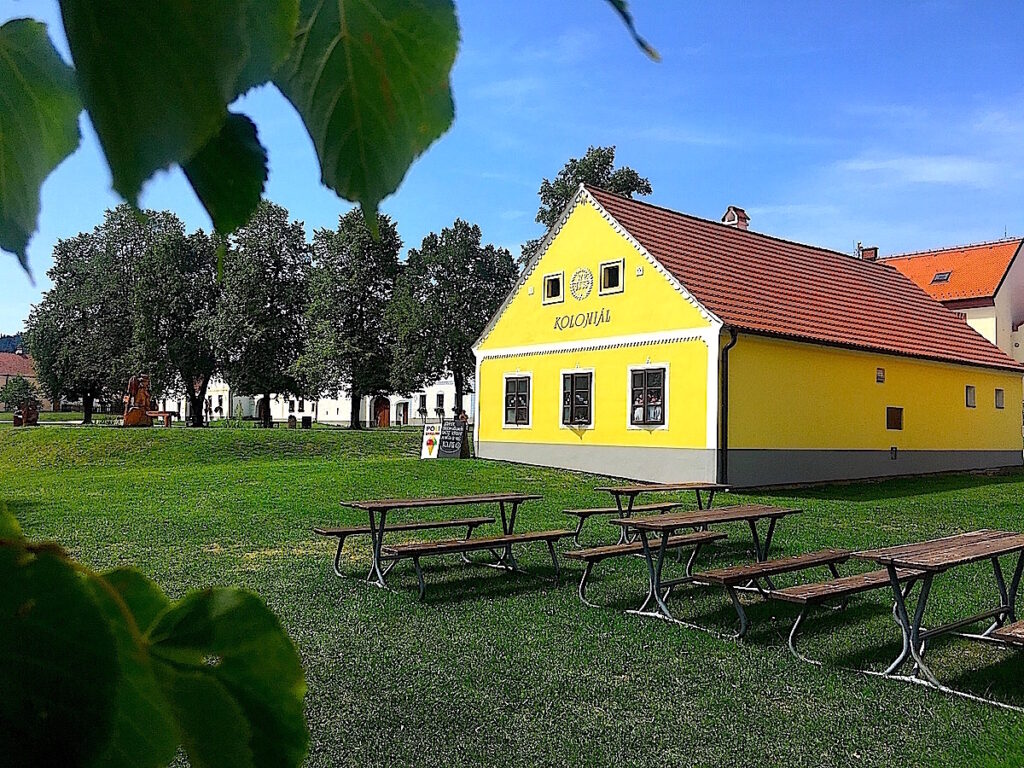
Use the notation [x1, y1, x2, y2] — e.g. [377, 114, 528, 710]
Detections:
[0, 349, 53, 411]
[473, 185, 1023, 487]
[161, 377, 473, 427]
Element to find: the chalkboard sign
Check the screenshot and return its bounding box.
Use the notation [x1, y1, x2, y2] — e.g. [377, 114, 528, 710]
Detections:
[437, 420, 470, 459]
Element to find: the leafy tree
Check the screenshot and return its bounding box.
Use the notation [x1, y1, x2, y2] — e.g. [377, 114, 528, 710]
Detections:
[393, 220, 517, 414]
[217, 201, 310, 428]
[0, 375, 40, 411]
[521, 145, 653, 265]
[299, 211, 402, 429]
[134, 229, 222, 427]
[24, 205, 184, 422]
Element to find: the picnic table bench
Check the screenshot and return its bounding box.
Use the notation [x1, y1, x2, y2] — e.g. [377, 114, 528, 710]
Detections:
[564, 530, 726, 607]
[331, 493, 542, 588]
[592, 482, 727, 544]
[385, 529, 572, 599]
[314, 517, 494, 577]
[852, 528, 1024, 705]
[611, 503, 800, 624]
[563, 501, 684, 546]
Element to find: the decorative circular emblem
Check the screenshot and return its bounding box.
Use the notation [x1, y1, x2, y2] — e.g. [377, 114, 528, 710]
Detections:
[569, 268, 593, 301]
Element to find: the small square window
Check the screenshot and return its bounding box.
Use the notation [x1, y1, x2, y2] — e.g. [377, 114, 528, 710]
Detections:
[599, 259, 624, 295]
[995, 388, 1005, 409]
[886, 406, 903, 430]
[542, 273, 563, 304]
[966, 385, 976, 408]
[876, 368, 885, 383]
[931, 271, 952, 284]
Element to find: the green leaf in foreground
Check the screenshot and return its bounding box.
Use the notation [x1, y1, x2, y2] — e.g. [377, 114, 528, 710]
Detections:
[275, 0, 459, 219]
[183, 114, 269, 234]
[0, 19, 82, 273]
[235, 0, 301, 95]
[604, 0, 660, 61]
[149, 588, 309, 768]
[57, 1, 249, 204]
[0, 543, 119, 768]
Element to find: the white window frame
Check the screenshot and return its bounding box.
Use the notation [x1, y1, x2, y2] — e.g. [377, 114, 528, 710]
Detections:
[598, 258, 625, 296]
[626, 363, 670, 430]
[542, 271, 565, 305]
[502, 372, 533, 428]
[559, 367, 595, 430]
[995, 388, 1005, 409]
[965, 385, 976, 408]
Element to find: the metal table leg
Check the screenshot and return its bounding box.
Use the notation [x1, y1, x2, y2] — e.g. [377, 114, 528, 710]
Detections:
[628, 530, 674, 621]
[615, 493, 637, 545]
[365, 508, 390, 588]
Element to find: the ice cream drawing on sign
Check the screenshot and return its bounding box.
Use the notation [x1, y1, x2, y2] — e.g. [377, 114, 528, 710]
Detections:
[420, 423, 442, 459]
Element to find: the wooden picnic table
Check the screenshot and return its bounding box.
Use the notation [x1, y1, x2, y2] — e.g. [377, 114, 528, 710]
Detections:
[593, 482, 728, 544]
[610, 504, 800, 623]
[340, 493, 542, 588]
[854, 529, 1024, 699]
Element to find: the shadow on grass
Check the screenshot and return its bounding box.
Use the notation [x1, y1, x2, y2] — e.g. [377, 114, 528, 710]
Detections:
[755, 468, 1024, 503]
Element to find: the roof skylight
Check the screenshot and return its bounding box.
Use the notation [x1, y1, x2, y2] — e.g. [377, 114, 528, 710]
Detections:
[931, 271, 952, 284]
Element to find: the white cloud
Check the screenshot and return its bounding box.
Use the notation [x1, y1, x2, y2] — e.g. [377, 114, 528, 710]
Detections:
[837, 154, 1000, 187]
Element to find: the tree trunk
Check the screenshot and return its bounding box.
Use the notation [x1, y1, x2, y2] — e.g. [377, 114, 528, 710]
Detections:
[453, 371, 465, 416]
[187, 376, 210, 428]
[262, 390, 272, 429]
[83, 394, 94, 424]
[349, 391, 362, 430]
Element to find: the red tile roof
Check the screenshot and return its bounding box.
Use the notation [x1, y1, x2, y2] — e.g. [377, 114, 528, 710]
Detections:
[587, 186, 1022, 372]
[882, 239, 1022, 302]
[0, 352, 35, 377]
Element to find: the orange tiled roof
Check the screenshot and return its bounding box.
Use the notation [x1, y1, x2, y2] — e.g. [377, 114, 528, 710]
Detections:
[881, 240, 1023, 302]
[586, 186, 1022, 372]
[0, 352, 35, 377]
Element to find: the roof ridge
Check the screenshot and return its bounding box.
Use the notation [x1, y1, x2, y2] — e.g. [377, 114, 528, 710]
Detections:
[882, 237, 1023, 261]
[585, 184, 863, 262]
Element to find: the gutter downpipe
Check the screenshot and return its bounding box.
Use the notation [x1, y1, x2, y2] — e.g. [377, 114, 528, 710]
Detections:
[718, 327, 739, 484]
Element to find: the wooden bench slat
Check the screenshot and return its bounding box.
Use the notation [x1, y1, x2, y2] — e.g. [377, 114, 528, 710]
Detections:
[612, 504, 800, 532]
[563, 502, 681, 517]
[769, 568, 925, 605]
[384, 530, 574, 557]
[564, 531, 726, 562]
[695, 548, 852, 586]
[854, 529, 1009, 564]
[990, 620, 1024, 647]
[313, 517, 494, 537]
[888, 534, 1024, 571]
[342, 493, 541, 511]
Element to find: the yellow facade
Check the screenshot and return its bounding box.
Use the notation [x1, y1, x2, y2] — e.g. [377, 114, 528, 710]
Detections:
[477, 200, 710, 352]
[478, 338, 710, 449]
[729, 335, 1023, 451]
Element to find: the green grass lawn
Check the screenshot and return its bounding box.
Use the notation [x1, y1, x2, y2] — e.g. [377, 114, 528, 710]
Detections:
[0, 410, 86, 422]
[3, 427, 1023, 767]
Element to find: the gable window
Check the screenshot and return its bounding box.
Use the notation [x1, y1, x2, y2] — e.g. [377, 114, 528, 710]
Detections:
[599, 259, 625, 295]
[966, 385, 976, 408]
[630, 367, 666, 426]
[876, 367, 885, 384]
[504, 376, 530, 426]
[931, 271, 952, 284]
[996, 388, 1005, 409]
[562, 372, 593, 427]
[886, 406, 903, 430]
[542, 272, 564, 305]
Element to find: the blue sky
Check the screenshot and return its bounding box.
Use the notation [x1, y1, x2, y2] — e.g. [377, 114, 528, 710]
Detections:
[4, 1, 1024, 333]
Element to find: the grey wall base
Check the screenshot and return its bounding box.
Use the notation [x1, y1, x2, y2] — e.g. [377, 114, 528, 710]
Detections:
[476, 442, 1023, 487]
[726, 449, 1023, 487]
[476, 441, 717, 483]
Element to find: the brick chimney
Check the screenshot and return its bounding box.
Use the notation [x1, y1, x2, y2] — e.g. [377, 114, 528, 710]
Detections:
[860, 245, 879, 261]
[721, 206, 750, 231]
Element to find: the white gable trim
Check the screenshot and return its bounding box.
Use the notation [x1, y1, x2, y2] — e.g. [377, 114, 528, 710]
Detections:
[473, 184, 723, 351]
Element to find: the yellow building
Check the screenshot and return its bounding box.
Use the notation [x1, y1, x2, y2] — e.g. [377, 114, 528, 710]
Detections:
[472, 185, 1024, 486]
